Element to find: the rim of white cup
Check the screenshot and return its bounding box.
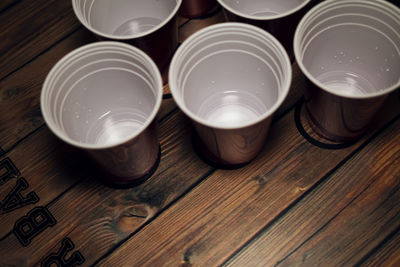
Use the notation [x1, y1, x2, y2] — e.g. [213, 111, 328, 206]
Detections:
[54, 60, 154, 133]
[169, 22, 292, 130]
[216, 0, 312, 20]
[46, 46, 155, 126]
[294, 0, 400, 99]
[41, 41, 163, 150]
[71, 0, 182, 40]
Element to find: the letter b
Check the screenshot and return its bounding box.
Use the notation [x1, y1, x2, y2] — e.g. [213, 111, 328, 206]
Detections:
[13, 206, 56, 246]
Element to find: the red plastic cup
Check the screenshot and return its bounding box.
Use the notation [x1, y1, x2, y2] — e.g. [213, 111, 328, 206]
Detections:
[294, 0, 400, 141]
[41, 42, 163, 187]
[72, 0, 182, 83]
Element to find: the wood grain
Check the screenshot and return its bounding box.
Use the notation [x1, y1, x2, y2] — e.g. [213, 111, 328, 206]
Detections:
[0, 0, 80, 80]
[0, 94, 178, 241]
[0, 110, 214, 266]
[99, 95, 400, 266]
[0, 29, 95, 152]
[0, 0, 20, 13]
[360, 230, 400, 267]
[0, 9, 205, 153]
[1, 3, 398, 266]
[227, 118, 400, 266]
[275, 120, 400, 266]
[0, 128, 88, 239]
[0, 59, 304, 266]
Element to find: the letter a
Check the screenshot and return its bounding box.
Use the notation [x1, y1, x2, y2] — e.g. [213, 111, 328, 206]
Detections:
[0, 158, 20, 186]
[1, 178, 39, 214]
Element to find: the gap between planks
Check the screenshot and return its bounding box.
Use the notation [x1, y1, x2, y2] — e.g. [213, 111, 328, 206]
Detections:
[223, 113, 400, 266]
[0, 62, 303, 265]
[97, 92, 400, 266]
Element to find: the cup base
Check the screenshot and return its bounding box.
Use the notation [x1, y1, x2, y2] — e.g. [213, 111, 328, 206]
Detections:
[96, 146, 161, 189]
[305, 104, 365, 143]
[295, 99, 359, 149]
[192, 132, 249, 170]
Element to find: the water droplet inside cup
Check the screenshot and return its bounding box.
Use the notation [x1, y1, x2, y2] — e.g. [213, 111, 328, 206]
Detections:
[321, 66, 325, 70]
[113, 17, 162, 36]
[386, 68, 390, 72]
[375, 46, 379, 50]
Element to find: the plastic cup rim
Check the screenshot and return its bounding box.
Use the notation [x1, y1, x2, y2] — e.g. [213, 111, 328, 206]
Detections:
[54, 60, 155, 132]
[45, 45, 156, 125]
[41, 41, 163, 150]
[294, 0, 400, 100]
[72, 0, 182, 40]
[169, 22, 292, 130]
[216, 0, 312, 21]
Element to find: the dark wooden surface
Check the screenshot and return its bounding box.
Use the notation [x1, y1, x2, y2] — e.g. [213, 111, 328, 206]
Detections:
[0, 1, 399, 266]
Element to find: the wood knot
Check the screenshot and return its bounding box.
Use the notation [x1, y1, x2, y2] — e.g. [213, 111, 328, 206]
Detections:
[181, 251, 192, 267]
[254, 175, 268, 185]
[117, 206, 149, 233]
[297, 186, 307, 192]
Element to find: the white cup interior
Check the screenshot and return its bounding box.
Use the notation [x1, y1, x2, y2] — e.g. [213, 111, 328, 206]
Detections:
[72, 0, 181, 38]
[41, 42, 162, 148]
[295, 0, 400, 97]
[217, 0, 310, 19]
[169, 23, 291, 129]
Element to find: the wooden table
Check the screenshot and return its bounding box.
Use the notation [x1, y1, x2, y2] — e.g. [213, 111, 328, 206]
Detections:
[1, 1, 399, 266]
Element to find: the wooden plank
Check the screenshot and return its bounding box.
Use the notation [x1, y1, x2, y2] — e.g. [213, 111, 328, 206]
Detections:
[0, 29, 96, 153]
[0, 0, 20, 13]
[227, 119, 400, 266]
[0, 60, 303, 266]
[360, 231, 400, 267]
[98, 95, 400, 266]
[273, 121, 400, 267]
[0, 96, 178, 241]
[0, 0, 80, 80]
[0, 128, 87, 238]
[0, 109, 213, 266]
[0, 11, 200, 153]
